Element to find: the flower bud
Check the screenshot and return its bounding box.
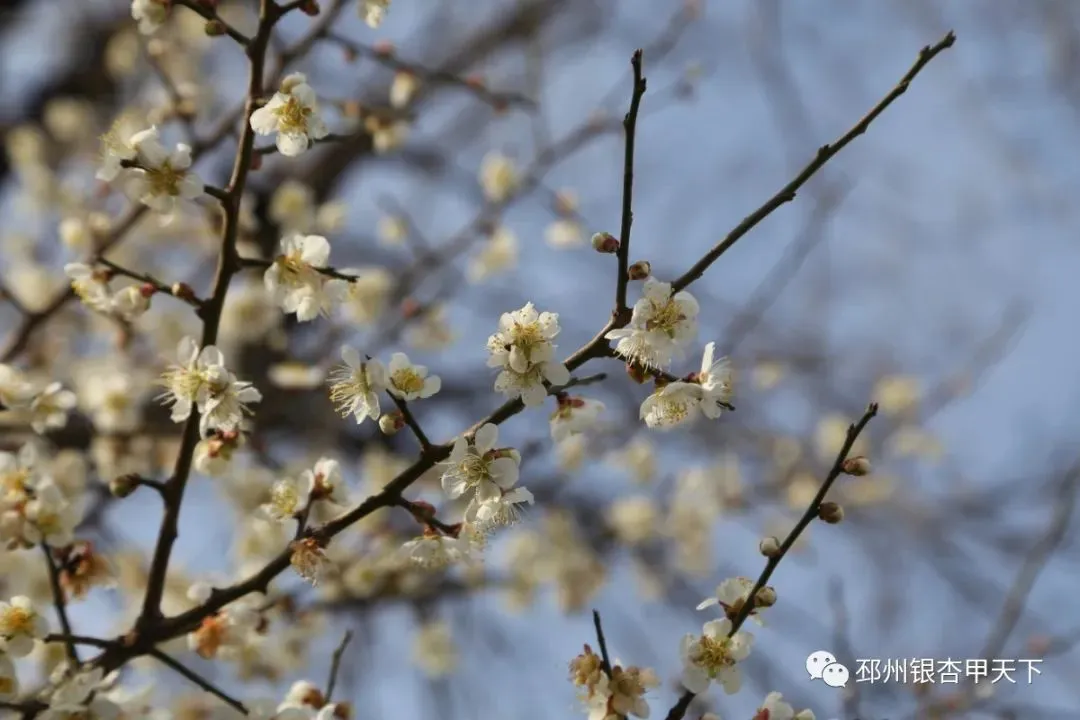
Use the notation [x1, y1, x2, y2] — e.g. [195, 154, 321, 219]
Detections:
[758, 535, 781, 558]
[818, 501, 845, 524]
[379, 411, 405, 435]
[591, 232, 620, 254]
[625, 362, 649, 384]
[249, 153, 263, 171]
[139, 283, 156, 298]
[627, 260, 651, 280]
[300, 0, 320, 15]
[373, 40, 395, 57]
[110, 474, 139, 498]
[754, 585, 777, 608]
[204, 19, 226, 36]
[171, 282, 197, 302]
[842, 455, 871, 476]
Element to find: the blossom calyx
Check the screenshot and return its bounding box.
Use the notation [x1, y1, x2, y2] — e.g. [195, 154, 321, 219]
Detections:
[591, 232, 620, 254]
[842, 455, 872, 476]
[628, 260, 651, 280]
[818, 501, 845, 524]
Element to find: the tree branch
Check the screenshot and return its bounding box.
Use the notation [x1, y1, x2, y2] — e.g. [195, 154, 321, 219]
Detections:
[670, 30, 956, 293]
[614, 49, 647, 318]
[148, 647, 248, 714]
[663, 402, 879, 720]
[41, 544, 79, 667]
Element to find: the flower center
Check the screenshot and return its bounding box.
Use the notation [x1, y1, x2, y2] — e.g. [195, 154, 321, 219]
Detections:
[645, 298, 684, 336]
[328, 366, 373, 417]
[145, 160, 185, 196]
[275, 97, 312, 134]
[392, 368, 425, 395]
[270, 483, 300, 516]
[1, 469, 31, 496]
[0, 607, 33, 635]
[693, 635, 735, 676]
[458, 453, 492, 488]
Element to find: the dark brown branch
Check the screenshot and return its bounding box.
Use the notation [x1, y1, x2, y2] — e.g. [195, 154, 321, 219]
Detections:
[137, 0, 282, 628]
[670, 31, 956, 293]
[173, 0, 252, 46]
[324, 629, 354, 702]
[41, 544, 79, 667]
[322, 30, 535, 110]
[392, 497, 459, 536]
[96, 258, 205, 310]
[592, 609, 614, 677]
[663, 403, 879, 720]
[388, 393, 433, 451]
[614, 49, 647, 318]
[148, 647, 248, 714]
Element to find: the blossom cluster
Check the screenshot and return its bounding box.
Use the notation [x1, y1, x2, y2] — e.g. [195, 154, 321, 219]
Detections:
[486, 303, 570, 406]
[0, 364, 76, 435]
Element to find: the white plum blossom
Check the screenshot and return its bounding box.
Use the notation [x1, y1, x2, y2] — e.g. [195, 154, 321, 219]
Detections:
[386, 352, 441, 401]
[131, 0, 169, 35]
[261, 475, 311, 522]
[109, 284, 152, 321]
[0, 365, 34, 409]
[0, 596, 48, 657]
[606, 277, 699, 370]
[327, 346, 386, 424]
[696, 342, 733, 419]
[465, 486, 534, 532]
[399, 533, 470, 569]
[123, 127, 204, 217]
[362, 0, 391, 28]
[250, 73, 329, 157]
[440, 423, 520, 504]
[64, 263, 112, 313]
[264, 233, 345, 321]
[28, 382, 77, 434]
[487, 303, 570, 406]
[303, 457, 347, 505]
[495, 360, 570, 407]
[639, 381, 703, 430]
[467, 225, 519, 283]
[158, 336, 262, 435]
[479, 151, 520, 202]
[755, 692, 816, 720]
[550, 396, 605, 442]
[696, 576, 768, 626]
[679, 618, 753, 695]
[487, 303, 561, 371]
[23, 480, 80, 547]
[96, 121, 139, 183]
[588, 665, 660, 720]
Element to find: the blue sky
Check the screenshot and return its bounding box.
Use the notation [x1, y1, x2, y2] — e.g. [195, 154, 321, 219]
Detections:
[3, 1, 1080, 719]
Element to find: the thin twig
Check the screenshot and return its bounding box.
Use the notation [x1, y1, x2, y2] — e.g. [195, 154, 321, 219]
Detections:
[137, 0, 283, 627]
[148, 647, 248, 714]
[592, 609, 614, 677]
[41, 544, 79, 667]
[324, 629, 354, 701]
[96, 258, 205, 309]
[322, 30, 535, 109]
[664, 403, 879, 720]
[392, 497, 459, 536]
[614, 49, 647, 318]
[388, 394, 433, 451]
[173, 0, 252, 46]
[670, 31, 956, 293]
